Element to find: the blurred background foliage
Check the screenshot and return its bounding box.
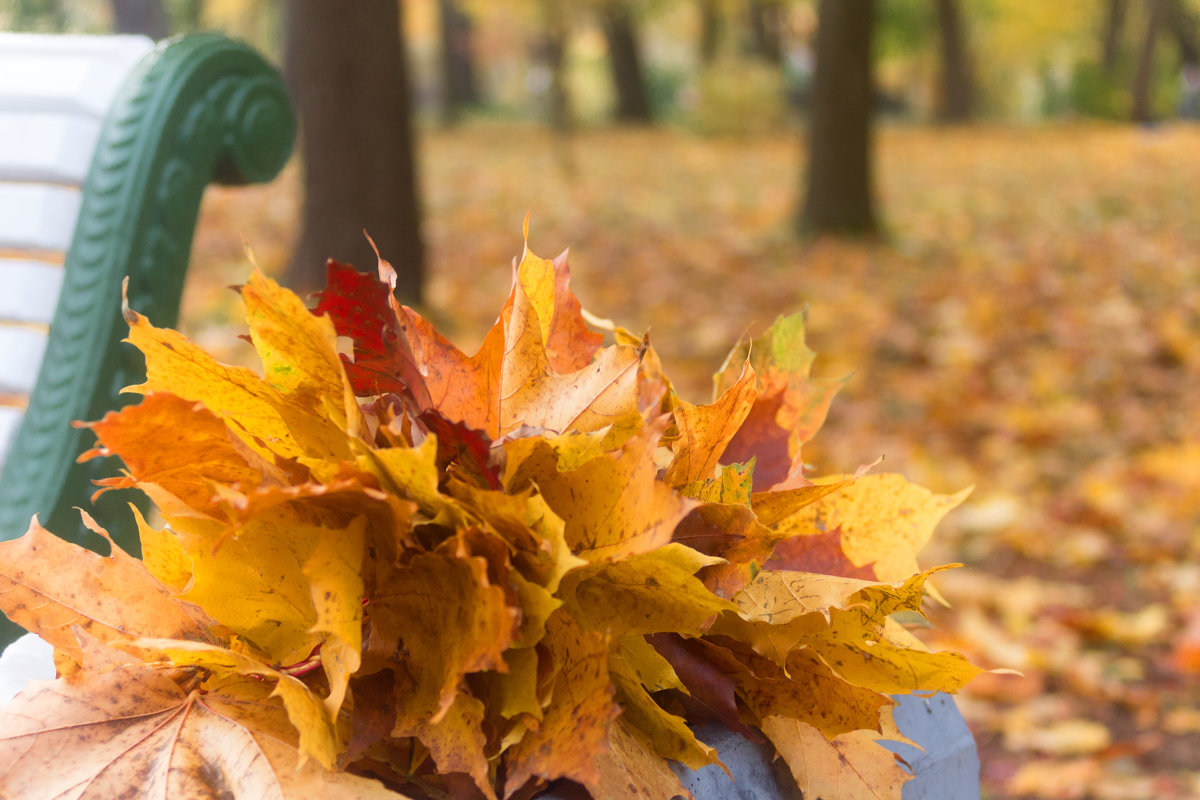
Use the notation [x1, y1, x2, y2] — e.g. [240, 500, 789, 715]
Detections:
[7, 0, 1200, 126]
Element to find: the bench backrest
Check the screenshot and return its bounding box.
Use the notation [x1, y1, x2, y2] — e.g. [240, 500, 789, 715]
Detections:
[0, 35, 155, 472]
[0, 32, 294, 553]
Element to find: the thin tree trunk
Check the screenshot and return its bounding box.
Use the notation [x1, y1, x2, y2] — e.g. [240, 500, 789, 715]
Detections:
[800, 0, 878, 235]
[284, 0, 424, 301]
[1131, 0, 1166, 122]
[438, 0, 481, 126]
[15, 0, 66, 30]
[174, 0, 205, 32]
[536, 0, 573, 134]
[1102, 0, 1129, 74]
[698, 0, 722, 65]
[1168, 0, 1200, 65]
[934, 0, 973, 122]
[111, 0, 168, 38]
[600, 1, 653, 123]
[747, 0, 784, 64]
[1168, 0, 1200, 117]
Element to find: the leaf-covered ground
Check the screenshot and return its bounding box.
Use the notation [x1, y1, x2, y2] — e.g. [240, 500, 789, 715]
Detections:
[185, 122, 1200, 800]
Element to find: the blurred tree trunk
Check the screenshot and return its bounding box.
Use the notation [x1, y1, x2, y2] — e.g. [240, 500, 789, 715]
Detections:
[934, 0, 973, 122]
[14, 0, 67, 30]
[284, 0, 425, 302]
[537, 0, 573, 133]
[1168, 0, 1200, 117]
[173, 0, 205, 32]
[1102, 0, 1128, 74]
[1131, 0, 1166, 122]
[800, 0, 878, 235]
[111, 0, 167, 38]
[600, 1, 653, 123]
[438, 0, 481, 126]
[1168, 0, 1200, 64]
[698, 0, 722, 65]
[747, 0, 784, 64]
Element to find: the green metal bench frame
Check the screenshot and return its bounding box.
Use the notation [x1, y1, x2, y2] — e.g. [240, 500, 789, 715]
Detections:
[0, 33, 293, 556]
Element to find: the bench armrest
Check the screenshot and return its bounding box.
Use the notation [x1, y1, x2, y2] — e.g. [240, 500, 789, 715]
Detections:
[0, 33, 294, 552]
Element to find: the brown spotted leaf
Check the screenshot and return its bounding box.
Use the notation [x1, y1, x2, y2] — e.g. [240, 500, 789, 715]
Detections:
[392, 684, 495, 800]
[367, 551, 516, 722]
[0, 638, 402, 799]
[0, 518, 212, 663]
[502, 611, 620, 797]
[590, 717, 696, 800]
[762, 714, 912, 800]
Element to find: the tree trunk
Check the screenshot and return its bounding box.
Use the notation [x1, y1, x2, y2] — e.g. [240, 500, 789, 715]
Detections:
[14, 0, 67, 30]
[1131, 0, 1166, 122]
[110, 0, 168, 38]
[600, 2, 653, 123]
[698, 0, 722, 65]
[747, 0, 784, 64]
[182, 0, 204, 30]
[1168, 0, 1200, 65]
[934, 0, 973, 122]
[536, 0, 573, 133]
[284, 0, 425, 301]
[173, 0, 205, 32]
[800, 0, 878, 235]
[1102, 0, 1128, 74]
[1168, 0, 1200, 117]
[438, 0, 481, 126]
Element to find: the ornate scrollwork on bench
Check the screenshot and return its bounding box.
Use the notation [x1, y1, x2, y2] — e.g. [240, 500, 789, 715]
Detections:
[0, 33, 294, 552]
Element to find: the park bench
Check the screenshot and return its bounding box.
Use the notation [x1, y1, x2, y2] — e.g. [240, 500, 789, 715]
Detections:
[0, 31, 294, 569]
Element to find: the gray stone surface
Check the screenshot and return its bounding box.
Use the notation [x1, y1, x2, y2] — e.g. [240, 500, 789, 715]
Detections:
[670, 722, 799, 799]
[880, 692, 981, 800]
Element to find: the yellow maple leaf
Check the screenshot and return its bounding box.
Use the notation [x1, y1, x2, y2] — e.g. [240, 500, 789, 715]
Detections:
[560, 543, 735, 637]
[505, 416, 698, 562]
[302, 516, 366, 718]
[124, 304, 347, 464]
[776, 474, 971, 581]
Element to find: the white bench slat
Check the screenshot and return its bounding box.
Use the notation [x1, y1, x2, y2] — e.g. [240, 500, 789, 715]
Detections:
[0, 407, 21, 471]
[0, 34, 153, 119]
[0, 633, 56, 704]
[0, 260, 64, 325]
[0, 184, 81, 252]
[0, 327, 48, 395]
[0, 35, 154, 483]
[0, 111, 102, 185]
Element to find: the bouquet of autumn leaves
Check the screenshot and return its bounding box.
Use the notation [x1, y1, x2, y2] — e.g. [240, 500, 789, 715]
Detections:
[0, 230, 980, 800]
